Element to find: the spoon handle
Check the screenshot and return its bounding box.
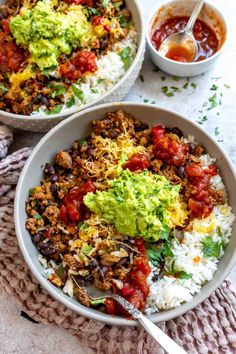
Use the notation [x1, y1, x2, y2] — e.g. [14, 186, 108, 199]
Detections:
[112, 295, 188, 354]
[185, 0, 205, 33]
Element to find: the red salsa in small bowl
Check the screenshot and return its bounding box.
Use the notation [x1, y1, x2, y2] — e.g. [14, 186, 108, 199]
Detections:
[152, 16, 219, 62]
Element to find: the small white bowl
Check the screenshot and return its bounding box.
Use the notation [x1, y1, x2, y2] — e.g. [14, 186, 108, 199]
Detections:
[146, 0, 227, 77]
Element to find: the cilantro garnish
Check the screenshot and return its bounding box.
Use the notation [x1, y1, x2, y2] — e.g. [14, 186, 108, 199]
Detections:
[66, 95, 75, 108]
[46, 105, 62, 115]
[202, 237, 221, 258]
[72, 85, 84, 101]
[119, 47, 132, 70]
[51, 84, 67, 98]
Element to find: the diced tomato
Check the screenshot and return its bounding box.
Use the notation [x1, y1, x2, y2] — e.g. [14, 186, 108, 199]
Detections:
[185, 163, 203, 178]
[105, 298, 118, 315]
[0, 32, 26, 73]
[124, 153, 151, 172]
[1, 18, 11, 34]
[134, 238, 146, 254]
[67, 202, 81, 223]
[134, 257, 151, 276]
[60, 51, 97, 80]
[92, 16, 105, 27]
[60, 204, 68, 223]
[81, 180, 95, 194]
[45, 228, 52, 239]
[151, 125, 166, 144]
[205, 164, 218, 176]
[121, 283, 136, 296]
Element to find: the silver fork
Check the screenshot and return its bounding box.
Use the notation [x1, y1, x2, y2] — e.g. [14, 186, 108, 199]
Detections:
[75, 281, 187, 354]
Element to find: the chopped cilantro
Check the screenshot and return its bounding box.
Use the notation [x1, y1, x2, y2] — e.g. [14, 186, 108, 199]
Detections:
[119, 47, 132, 70]
[139, 74, 144, 82]
[183, 82, 189, 89]
[207, 93, 218, 110]
[210, 84, 218, 91]
[166, 92, 174, 97]
[56, 264, 66, 279]
[170, 86, 180, 92]
[91, 298, 106, 306]
[101, 0, 109, 7]
[46, 105, 62, 115]
[224, 83, 230, 89]
[169, 261, 192, 279]
[202, 237, 221, 258]
[161, 76, 166, 81]
[72, 85, 84, 101]
[172, 76, 180, 81]
[147, 242, 174, 266]
[0, 83, 8, 94]
[33, 213, 42, 220]
[29, 188, 35, 197]
[79, 138, 87, 146]
[216, 226, 222, 237]
[143, 98, 149, 103]
[153, 67, 160, 72]
[51, 84, 67, 98]
[211, 76, 222, 80]
[214, 127, 220, 136]
[91, 88, 98, 93]
[191, 83, 197, 89]
[118, 14, 130, 28]
[81, 243, 93, 255]
[78, 221, 89, 230]
[87, 7, 99, 16]
[66, 95, 75, 108]
[197, 115, 208, 125]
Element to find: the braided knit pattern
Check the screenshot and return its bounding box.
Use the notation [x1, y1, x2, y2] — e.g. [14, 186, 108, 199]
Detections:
[0, 125, 236, 354]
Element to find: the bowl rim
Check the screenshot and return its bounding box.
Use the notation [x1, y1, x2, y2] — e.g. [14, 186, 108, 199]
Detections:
[0, 0, 145, 121]
[14, 101, 236, 326]
[145, 0, 228, 66]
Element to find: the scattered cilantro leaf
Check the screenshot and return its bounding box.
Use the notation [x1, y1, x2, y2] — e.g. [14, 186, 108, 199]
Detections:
[0, 83, 8, 94]
[207, 93, 218, 110]
[91, 298, 106, 306]
[147, 242, 174, 266]
[79, 138, 87, 146]
[183, 82, 189, 89]
[72, 85, 84, 101]
[216, 226, 222, 237]
[169, 261, 192, 279]
[56, 264, 66, 279]
[33, 213, 42, 220]
[81, 243, 93, 255]
[46, 105, 62, 115]
[101, 0, 109, 7]
[224, 83, 230, 89]
[191, 83, 197, 89]
[214, 127, 220, 136]
[143, 98, 149, 103]
[202, 237, 221, 258]
[51, 84, 67, 98]
[66, 95, 75, 108]
[78, 221, 89, 230]
[119, 47, 132, 70]
[29, 188, 35, 197]
[210, 84, 218, 91]
[161, 76, 166, 81]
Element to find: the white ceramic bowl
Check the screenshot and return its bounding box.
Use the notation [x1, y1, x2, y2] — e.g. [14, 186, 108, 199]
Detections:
[146, 0, 227, 77]
[15, 102, 236, 326]
[0, 0, 145, 132]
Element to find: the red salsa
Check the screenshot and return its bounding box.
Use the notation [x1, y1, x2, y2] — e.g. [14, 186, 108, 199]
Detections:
[152, 16, 219, 62]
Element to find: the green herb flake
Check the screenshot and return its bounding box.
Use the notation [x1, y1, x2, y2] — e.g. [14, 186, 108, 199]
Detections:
[183, 82, 189, 89]
[33, 213, 42, 220]
[101, 0, 109, 7]
[169, 261, 192, 279]
[147, 242, 174, 266]
[143, 98, 149, 103]
[119, 47, 131, 70]
[170, 86, 180, 92]
[78, 221, 89, 230]
[191, 83, 197, 89]
[210, 84, 218, 91]
[224, 83, 231, 89]
[66, 95, 75, 108]
[166, 92, 174, 97]
[153, 67, 160, 72]
[208, 93, 218, 110]
[29, 188, 35, 197]
[172, 76, 180, 81]
[47, 105, 62, 115]
[0, 82, 8, 94]
[81, 243, 93, 255]
[202, 237, 221, 258]
[56, 264, 66, 279]
[211, 76, 222, 80]
[161, 76, 166, 82]
[216, 226, 222, 237]
[161, 86, 168, 94]
[214, 127, 220, 136]
[87, 7, 99, 16]
[178, 271, 192, 280]
[91, 298, 106, 306]
[51, 84, 67, 98]
[91, 88, 98, 93]
[72, 85, 84, 101]
[139, 74, 144, 82]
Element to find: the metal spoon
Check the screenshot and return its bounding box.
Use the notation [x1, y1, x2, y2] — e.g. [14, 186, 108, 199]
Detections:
[159, 0, 205, 62]
[72, 278, 188, 354]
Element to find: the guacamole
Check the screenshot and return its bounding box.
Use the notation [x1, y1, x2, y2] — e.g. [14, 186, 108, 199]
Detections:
[84, 170, 187, 241]
[10, 0, 94, 70]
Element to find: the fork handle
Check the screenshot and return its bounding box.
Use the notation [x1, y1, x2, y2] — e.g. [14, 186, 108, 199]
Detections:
[138, 313, 187, 354]
[112, 295, 187, 354]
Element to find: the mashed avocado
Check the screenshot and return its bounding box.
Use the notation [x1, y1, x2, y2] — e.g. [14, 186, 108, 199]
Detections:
[10, 0, 95, 70]
[84, 170, 187, 241]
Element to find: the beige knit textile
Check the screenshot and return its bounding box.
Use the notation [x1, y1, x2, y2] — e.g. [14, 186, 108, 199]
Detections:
[0, 125, 236, 354]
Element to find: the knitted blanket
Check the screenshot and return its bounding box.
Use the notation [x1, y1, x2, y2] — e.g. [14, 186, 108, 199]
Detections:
[0, 125, 236, 354]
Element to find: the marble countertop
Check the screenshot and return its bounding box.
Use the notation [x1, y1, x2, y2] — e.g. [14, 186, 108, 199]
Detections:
[1, 0, 236, 353]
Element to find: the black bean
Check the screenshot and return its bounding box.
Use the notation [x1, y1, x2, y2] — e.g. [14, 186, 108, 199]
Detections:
[171, 127, 183, 138]
[101, 266, 109, 276]
[115, 257, 129, 268]
[120, 244, 129, 252]
[32, 232, 42, 245]
[48, 165, 55, 175]
[74, 275, 85, 286]
[135, 123, 149, 132]
[188, 142, 197, 154]
[50, 184, 58, 196]
[89, 259, 99, 270]
[110, 130, 119, 139]
[50, 174, 58, 183]
[48, 200, 53, 206]
[37, 241, 49, 250]
[41, 96, 50, 107]
[40, 246, 56, 256]
[100, 39, 108, 50]
[177, 165, 185, 178]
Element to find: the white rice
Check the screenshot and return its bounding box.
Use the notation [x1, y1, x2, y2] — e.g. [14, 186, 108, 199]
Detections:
[31, 30, 138, 116]
[145, 153, 235, 314]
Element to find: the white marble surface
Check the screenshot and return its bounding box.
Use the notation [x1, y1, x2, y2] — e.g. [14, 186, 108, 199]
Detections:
[1, 0, 236, 353]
